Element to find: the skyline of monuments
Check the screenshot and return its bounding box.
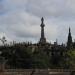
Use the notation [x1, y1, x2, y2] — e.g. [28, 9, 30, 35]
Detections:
[38, 17, 74, 46]
[0, 0, 75, 46]
[0, 17, 74, 46]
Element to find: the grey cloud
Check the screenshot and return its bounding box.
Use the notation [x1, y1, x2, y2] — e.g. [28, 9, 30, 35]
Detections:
[0, 0, 75, 44]
[26, 0, 75, 19]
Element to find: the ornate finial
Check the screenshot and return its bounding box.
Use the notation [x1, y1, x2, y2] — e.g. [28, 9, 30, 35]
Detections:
[41, 17, 44, 23]
[69, 27, 70, 32]
[69, 27, 71, 34]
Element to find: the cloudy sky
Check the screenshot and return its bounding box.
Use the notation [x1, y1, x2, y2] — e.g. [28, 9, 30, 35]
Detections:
[0, 0, 75, 44]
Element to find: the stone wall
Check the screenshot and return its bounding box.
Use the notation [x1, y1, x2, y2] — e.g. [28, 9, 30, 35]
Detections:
[0, 69, 74, 75]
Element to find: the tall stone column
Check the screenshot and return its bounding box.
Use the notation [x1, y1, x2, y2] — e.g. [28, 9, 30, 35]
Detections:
[39, 17, 46, 44]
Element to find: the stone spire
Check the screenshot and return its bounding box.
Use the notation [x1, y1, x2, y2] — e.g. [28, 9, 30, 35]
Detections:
[67, 27, 72, 49]
[41, 17, 45, 39]
[39, 17, 46, 44]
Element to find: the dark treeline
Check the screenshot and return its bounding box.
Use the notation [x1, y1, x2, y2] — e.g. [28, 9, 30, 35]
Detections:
[0, 42, 75, 69]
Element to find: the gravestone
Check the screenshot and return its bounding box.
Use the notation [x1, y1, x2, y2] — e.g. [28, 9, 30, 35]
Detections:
[0, 56, 5, 72]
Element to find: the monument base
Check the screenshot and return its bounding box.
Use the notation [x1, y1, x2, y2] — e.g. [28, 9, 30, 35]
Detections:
[39, 38, 46, 45]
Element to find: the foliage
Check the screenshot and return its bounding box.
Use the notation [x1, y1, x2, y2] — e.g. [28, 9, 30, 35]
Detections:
[66, 49, 75, 69]
[0, 43, 75, 69]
